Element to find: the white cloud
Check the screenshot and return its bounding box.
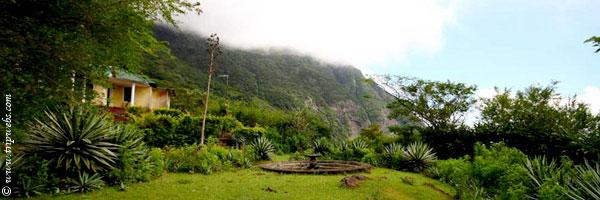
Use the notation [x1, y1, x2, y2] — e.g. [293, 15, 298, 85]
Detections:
[464, 88, 499, 126]
[177, 0, 460, 71]
[578, 86, 600, 114]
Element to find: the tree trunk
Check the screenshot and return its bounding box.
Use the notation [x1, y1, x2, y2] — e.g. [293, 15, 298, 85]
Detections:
[200, 72, 212, 146]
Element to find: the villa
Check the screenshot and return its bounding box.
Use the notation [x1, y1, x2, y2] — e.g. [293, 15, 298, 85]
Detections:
[92, 70, 171, 110]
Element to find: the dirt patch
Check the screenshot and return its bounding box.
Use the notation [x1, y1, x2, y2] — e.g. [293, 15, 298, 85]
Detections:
[262, 187, 277, 193]
[340, 175, 369, 188]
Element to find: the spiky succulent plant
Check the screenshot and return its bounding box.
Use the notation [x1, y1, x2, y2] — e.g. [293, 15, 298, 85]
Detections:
[403, 141, 437, 172]
[383, 143, 404, 157]
[68, 172, 104, 193]
[566, 161, 600, 200]
[25, 106, 120, 172]
[352, 138, 369, 150]
[250, 137, 274, 160]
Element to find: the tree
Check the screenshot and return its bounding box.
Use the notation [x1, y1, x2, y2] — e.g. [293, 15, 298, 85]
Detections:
[378, 76, 477, 131]
[585, 36, 600, 53]
[477, 82, 600, 161]
[0, 0, 201, 133]
[199, 33, 222, 147]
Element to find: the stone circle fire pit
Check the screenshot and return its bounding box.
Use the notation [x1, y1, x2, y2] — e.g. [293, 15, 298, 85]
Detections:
[258, 154, 372, 174]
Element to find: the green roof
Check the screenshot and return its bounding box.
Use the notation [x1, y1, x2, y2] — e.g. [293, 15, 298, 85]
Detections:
[109, 70, 155, 85]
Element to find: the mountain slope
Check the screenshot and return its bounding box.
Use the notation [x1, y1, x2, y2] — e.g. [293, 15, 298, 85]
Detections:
[149, 25, 396, 136]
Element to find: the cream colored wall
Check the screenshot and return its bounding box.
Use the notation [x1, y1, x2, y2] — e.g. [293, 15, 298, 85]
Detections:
[110, 85, 125, 107]
[93, 81, 169, 109]
[92, 85, 108, 106]
[151, 89, 170, 109]
[134, 86, 152, 108]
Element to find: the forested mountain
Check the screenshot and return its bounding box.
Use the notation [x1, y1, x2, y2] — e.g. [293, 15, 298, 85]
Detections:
[147, 25, 397, 136]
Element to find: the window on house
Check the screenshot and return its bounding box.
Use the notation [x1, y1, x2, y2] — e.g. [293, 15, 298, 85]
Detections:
[124, 87, 132, 102]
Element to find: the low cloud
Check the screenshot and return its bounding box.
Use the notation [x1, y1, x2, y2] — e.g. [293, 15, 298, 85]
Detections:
[177, 0, 460, 70]
[579, 86, 600, 114]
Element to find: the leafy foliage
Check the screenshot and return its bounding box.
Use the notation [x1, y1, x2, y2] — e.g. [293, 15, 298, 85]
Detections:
[585, 36, 600, 53]
[478, 82, 600, 162]
[429, 143, 531, 199]
[0, 0, 200, 135]
[379, 76, 476, 130]
[163, 144, 252, 174]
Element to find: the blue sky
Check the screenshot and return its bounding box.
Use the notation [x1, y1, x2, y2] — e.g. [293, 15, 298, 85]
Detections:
[375, 0, 600, 97]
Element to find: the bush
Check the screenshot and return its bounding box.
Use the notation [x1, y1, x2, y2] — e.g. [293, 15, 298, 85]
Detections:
[136, 109, 250, 148]
[152, 108, 184, 118]
[127, 106, 150, 117]
[360, 150, 380, 166]
[233, 125, 266, 146]
[163, 144, 252, 174]
[13, 155, 58, 197]
[136, 113, 194, 147]
[428, 143, 531, 199]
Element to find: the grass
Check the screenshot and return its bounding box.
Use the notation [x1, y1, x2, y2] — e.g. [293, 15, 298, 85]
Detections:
[33, 167, 455, 200]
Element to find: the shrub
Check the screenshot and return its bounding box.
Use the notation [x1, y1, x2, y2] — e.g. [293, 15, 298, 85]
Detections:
[127, 106, 150, 117]
[233, 125, 266, 146]
[404, 142, 437, 172]
[136, 113, 189, 147]
[249, 137, 275, 160]
[152, 108, 184, 118]
[429, 143, 532, 199]
[13, 155, 57, 197]
[163, 144, 252, 174]
[24, 106, 119, 173]
[360, 150, 379, 166]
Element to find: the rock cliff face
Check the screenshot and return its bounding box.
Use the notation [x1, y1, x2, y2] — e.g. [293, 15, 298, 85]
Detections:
[152, 25, 397, 137]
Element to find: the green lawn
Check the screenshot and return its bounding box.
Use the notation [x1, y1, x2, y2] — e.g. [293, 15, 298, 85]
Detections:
[33, 167, 455, 200]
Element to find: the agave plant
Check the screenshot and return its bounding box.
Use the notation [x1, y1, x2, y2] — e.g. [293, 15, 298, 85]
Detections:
[20, 177, 44, 198]
[25, 106, 120, 172]
[566, 161, 600, 200]
[112, 125, 144, 151]
[336, 141, 350, 151]
[383, 143, 404, 157]
[524, 156, 563, 188]
[312, 139, 330, 155]
[68, 172, 104, 193]
[404, 142, 437, 172]
[352, 138, 369, 150]
[250, 137, 274, 160]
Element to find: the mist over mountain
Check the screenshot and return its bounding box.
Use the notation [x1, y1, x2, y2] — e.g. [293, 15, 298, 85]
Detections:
[148, 25, 398, 136]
